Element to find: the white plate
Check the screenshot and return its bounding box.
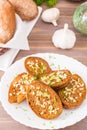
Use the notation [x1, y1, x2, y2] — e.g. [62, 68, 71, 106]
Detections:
[0, 53, 87, 129]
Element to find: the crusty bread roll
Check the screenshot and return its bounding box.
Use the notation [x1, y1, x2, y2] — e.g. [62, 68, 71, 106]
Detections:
[0, 0, 16, 44]
[8, 0, 38, 21]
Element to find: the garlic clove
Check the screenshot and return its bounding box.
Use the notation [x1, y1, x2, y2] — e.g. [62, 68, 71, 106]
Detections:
[52, 23, 76, 49]
[41, 8, 60, 26]
[52, 20, 58, 26]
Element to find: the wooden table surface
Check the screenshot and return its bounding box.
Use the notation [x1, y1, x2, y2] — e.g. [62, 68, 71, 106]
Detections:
[0, 0, 87, 130]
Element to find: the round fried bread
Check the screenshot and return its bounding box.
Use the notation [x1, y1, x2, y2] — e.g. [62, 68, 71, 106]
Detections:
[26, 81, 63, 119]
[8, 72, 35, 103]
[40, 70, 72, 88]
[58, 74, 86, 109]
[24, 57, 52, 77]
[8, 0, 38, 21]
[0, 0, 16, 43]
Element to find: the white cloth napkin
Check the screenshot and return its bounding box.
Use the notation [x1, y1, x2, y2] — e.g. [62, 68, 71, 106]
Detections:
[0, 82, 1, 101]
[0, 49, 19, 71]
[0, 7, 42, 50]
[0, 7, 42, 71]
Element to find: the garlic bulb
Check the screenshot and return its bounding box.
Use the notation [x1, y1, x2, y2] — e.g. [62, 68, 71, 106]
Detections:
[52, 23, 76, 49]
[41, 8, 60, 26]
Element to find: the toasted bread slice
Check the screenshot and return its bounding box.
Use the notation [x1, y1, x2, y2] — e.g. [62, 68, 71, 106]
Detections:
[8, 0, 38, 21]
[58, 74, 86, 109]
[8, 72, 35, 103]
[24, 57, 52, 78]
[39, 70, 71, 88]
[0, 0, 16, 43]
[26, 81, 63, 119]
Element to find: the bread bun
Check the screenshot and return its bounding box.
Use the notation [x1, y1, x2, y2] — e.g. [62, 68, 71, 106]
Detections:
[8, 0, 38, 21]
[0, 0, 16, 43]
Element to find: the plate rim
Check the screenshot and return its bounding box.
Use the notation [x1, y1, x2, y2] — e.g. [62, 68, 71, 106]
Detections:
[0, 52, 87, 129]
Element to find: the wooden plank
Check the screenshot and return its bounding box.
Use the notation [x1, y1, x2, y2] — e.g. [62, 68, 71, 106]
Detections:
[0, 0, 87, 130]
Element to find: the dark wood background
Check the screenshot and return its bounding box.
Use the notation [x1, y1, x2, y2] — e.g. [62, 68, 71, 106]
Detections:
[0, 0, 87, 129]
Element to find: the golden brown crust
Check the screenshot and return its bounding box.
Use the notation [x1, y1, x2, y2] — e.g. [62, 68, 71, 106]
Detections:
[8, 0, 38, 21]
[40, 70, 72, 88]
[0, 0, 16, 43]
[8, 72, 35, 103]
[26, 81, 63, 119]
[24, 57, 52, 77]
[58, 74, 86, 109]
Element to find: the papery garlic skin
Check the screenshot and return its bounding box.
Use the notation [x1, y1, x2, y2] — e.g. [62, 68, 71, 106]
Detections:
[41, 8, 60, 26]
[52, 24, 76, 49]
